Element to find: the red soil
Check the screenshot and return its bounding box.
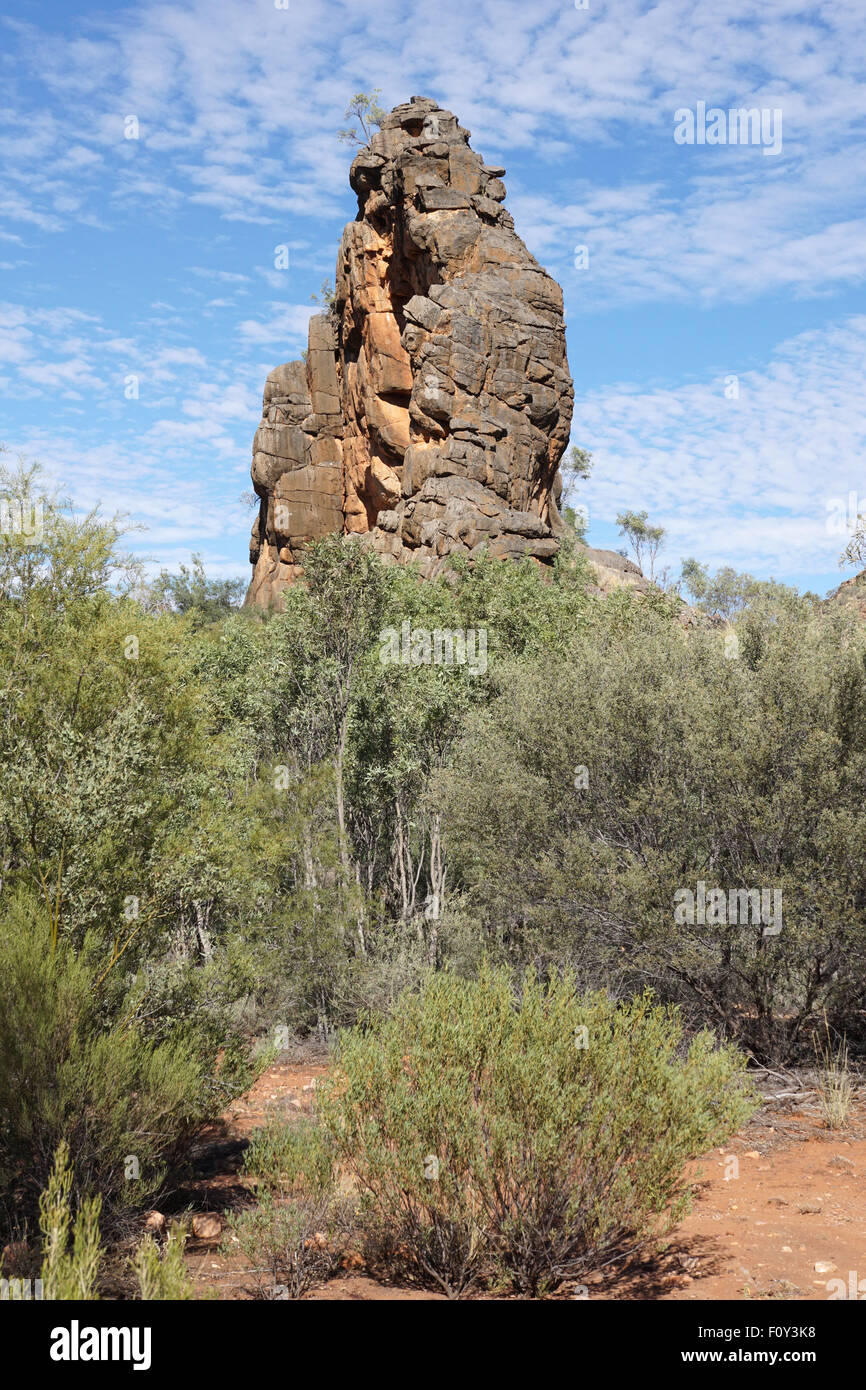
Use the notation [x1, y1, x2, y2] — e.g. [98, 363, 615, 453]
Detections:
[181, 1060, 866, 1302]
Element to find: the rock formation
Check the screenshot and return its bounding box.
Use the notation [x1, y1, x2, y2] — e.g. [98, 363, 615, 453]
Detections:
[246, 96, 574, 608]
[581, 545, 650, 598]
[826, 568, 866, 620]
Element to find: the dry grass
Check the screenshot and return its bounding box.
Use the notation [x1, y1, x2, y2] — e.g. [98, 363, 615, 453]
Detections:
[814, 1023, 855, 1131]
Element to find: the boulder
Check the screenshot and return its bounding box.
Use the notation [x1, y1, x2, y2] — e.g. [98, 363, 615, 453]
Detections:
[191, 1213, 222, 1241]
[143, 1211, 167, 1236]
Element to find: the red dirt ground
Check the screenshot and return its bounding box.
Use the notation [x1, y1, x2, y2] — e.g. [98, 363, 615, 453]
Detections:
[180, 1059, 866, 1301]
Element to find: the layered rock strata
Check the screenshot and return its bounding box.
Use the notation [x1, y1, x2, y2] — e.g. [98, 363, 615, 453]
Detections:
[247, 96, 574, 608]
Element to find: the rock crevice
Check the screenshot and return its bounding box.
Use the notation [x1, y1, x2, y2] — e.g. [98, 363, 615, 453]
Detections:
[247, 96, 574, 608]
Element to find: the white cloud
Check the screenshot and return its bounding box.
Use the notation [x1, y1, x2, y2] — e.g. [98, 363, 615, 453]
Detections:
[3, 0, 864, 271]
[238, 302, 318, 345]
[189, 266, 250, 283]
[575, 315, 866, 583]
[2, 0, 865, 592]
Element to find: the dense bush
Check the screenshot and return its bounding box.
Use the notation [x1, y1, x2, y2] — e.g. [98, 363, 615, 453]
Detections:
[0, 462, 260, 1241]
[20, 1141, 197, 1301]
[0, 896, 252, 1217]
[437, 605, 866, 1062]
[241, 1118, 336, 1197]
[3, 452, 862, 1292]
[317, 968, 756, 1297]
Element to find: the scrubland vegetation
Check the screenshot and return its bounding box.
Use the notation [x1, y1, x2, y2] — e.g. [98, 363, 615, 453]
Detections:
[1, 456, 864, 1298]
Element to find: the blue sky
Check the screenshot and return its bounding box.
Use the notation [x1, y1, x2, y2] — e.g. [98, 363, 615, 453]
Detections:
[1, 0, 864, 595]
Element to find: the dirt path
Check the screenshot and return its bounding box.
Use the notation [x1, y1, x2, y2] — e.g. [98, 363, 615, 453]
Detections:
[181, 1059, 866, 1301]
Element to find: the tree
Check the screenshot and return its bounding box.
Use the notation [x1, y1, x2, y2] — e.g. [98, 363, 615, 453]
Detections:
[560, 446, 594, 540]
[309, 278, 339, 328]
[616, 509, 666, 581]
[338, 90, 387, 146]
[0, 457, 156, 947]
[566, 444, 593, 480]
[679, 558, 802, 621]
[841, 511, 866, 572]
[310, 278, 336, 308]
[264, 537, 394, 957]
[150, 553, 246, 628]
[435, 602, 866, 1063]
[0, 450, 138, 607]
[680, 556, 709, 605]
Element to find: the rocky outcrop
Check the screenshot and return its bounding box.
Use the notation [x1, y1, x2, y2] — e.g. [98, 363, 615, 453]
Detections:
[578, 543, 723, 628]
[247, 96, 574, 608]
[826, 569, 866, 619]
[580, 545, 650, 598]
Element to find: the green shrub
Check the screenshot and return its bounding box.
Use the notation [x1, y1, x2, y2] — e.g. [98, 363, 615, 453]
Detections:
[39, 1142, 102, 1300]
[318, 968, 757, 1297]
[37, 1143, 198, 1301]
[233, 1118, 348, 1298]
[242, 1119, 336, 1197]
[0, 898, 243, 1217]
[225, 1192, 345, 1299]
[437, 607, 866, 1063]
[131, 1228, 196, 1300]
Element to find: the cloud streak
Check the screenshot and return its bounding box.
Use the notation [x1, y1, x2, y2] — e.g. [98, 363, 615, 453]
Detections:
[575, 315, 866, 584]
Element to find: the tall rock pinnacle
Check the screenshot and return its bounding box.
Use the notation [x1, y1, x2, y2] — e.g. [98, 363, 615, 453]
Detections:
[247, 96, 574, 608]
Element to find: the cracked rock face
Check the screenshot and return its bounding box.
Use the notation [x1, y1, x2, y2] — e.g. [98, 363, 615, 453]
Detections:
[247, 96, 574, 609]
